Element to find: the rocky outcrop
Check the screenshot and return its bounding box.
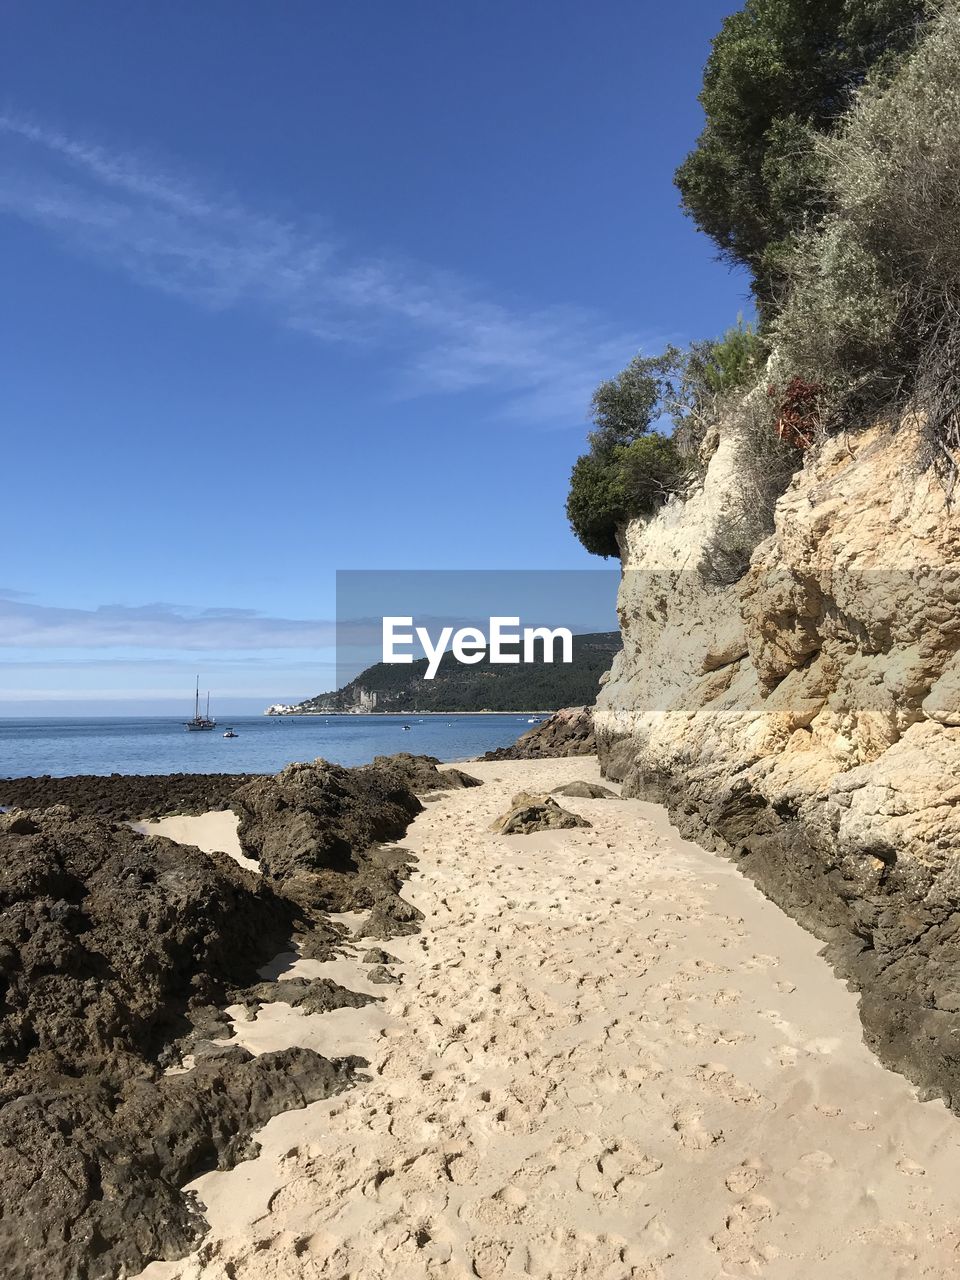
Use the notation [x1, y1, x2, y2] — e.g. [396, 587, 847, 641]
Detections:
[595, 415, 960, 1109]
[484, 706, 596, 760]
[370, 753, 482, 792]
[551, 780, 616, 799]
[231, 747, 422, 921]
[0, 807, 356, 1279]
[0, 771, 258, 820]
[491, 792, 592, 835]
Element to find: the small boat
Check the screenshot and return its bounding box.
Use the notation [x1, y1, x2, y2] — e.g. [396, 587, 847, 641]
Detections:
[402, 724, 412, 731]
[185, 678, 216, 731]
[223, 728, 238, 738]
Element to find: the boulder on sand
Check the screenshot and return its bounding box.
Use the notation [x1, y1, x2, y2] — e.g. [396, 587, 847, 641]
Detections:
[371, 753, 482, 792]
[551, 780, 616, 799]
[491, 792, 592, 835]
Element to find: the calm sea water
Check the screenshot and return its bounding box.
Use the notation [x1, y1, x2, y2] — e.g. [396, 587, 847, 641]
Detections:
[0, 714, 535, 779]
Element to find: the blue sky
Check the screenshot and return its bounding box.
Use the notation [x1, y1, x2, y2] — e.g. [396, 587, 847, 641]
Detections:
[0, 0, 747, 715]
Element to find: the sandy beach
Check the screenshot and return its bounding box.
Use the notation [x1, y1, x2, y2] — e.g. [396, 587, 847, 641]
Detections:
[137, 756, 960, 1280]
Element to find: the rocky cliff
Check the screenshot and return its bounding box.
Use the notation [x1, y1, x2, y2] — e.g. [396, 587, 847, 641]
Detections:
[595, 414, 960, 1109]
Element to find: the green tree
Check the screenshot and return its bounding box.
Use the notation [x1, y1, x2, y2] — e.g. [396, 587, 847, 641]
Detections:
[675, 0, 927, 308]
[568, 350, 691, 558]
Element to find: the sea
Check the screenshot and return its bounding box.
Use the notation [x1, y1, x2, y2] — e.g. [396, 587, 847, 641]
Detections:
[0, 714, 538, 779]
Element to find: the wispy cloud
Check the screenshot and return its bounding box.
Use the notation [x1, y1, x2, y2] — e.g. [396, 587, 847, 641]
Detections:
[0, 597, 334, 650]
[0, 115, 645, 422]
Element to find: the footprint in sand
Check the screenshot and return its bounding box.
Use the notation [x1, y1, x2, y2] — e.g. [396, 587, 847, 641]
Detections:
[672, 1103, 725, 1150]
[724, 1159, 766, 1195]
[711, 1194, 778, 1273]
[575, 1140, 663, 1200]
[693, 1062, 765, 1107]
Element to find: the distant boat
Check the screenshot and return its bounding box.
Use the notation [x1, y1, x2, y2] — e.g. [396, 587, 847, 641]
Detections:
[402, 724, 412, 731]
[185, 678, 217, 731]
[223, 728, 238, 738]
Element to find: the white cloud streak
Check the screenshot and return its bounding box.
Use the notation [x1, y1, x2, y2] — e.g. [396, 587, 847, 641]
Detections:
[0, 598, 335, 651]
[0, 115, 645, 422]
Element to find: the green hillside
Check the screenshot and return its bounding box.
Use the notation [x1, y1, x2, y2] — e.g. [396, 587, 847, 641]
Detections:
[287, 632, 620, 713]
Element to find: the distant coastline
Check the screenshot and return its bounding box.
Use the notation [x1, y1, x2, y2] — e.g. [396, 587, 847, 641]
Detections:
[264, 710, 557, 718]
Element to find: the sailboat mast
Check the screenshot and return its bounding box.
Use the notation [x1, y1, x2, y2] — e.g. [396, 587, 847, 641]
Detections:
[195, 676, 200, 721]
[206, 692, 210, 719]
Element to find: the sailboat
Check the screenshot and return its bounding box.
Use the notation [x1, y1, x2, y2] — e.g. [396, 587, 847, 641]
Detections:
[184, 677, 217, 731]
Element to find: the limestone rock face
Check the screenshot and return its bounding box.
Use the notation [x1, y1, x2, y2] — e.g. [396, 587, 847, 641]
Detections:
[595, 416, 960, 1109]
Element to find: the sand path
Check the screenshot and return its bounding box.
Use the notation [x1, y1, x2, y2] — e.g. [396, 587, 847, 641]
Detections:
[139, 757, 960, 1280]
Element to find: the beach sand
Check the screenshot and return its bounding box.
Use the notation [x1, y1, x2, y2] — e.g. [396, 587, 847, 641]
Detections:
[138, 757, 960, 1279]
[134, 810, 260, 873]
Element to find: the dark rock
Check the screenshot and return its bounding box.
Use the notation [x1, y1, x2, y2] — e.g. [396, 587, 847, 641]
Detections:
[0, 772, 258, 822]
[236, 977, 378, 1017]
[368, 964, 401, 984]
[233, 758, 423, 924]
[0, 808, 355, 1279]
[356, 892, 425, 940]
[371, 753, 482, 792]
[0, 1046, 356, 1280]
[362, 947, 399, 964]
[0, 809, 39, 835]
[484, 707, 596, 761]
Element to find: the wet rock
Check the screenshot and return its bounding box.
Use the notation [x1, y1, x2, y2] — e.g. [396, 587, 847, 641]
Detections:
[491, 794, 592, 835]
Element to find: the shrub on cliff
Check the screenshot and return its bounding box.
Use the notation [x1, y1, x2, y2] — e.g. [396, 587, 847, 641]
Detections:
[675, 0, 927, 308]
[568, 331, 770, 559]
[672, 319, 767, 457]
[587, 349, 682, 450]
[567, 350, 691, 558]
[567, 436, 688, 558]
[772, 5, 960, 471]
